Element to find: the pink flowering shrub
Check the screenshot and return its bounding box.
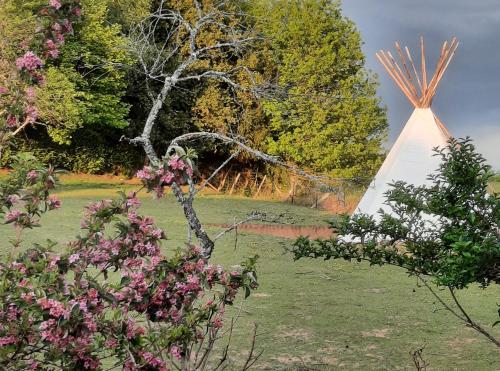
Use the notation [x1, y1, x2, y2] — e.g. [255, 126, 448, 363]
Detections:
[136, 148, 196, 198]
[0, 0, 81, 135]
[0, 154, 258, 369]
[15, 52, 44, 72]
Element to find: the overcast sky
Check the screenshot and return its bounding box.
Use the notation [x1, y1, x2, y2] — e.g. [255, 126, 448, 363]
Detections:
[341, 0, 500, 169]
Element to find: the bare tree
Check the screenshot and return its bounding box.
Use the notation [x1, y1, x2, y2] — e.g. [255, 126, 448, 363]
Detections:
[125, 0, 342, 259]
[127, 0, 264, 161]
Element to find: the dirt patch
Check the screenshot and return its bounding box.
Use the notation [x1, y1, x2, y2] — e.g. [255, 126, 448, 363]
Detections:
[449, 337, 479, 348]
[316, 346, 340, 366]
[252, 292, 271, 298]
[263, 349, 342, 369]
[209, 223, 334, 239]
[276, 327, 314, 342]
[272, 354, 317, 366]
[361, 328, 391, 338]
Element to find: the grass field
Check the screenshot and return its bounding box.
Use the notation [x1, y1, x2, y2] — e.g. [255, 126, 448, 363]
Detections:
[1, 179, 499, 370]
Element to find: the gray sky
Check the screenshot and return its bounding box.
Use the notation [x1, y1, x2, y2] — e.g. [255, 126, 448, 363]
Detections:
[341, 0, 500, 169]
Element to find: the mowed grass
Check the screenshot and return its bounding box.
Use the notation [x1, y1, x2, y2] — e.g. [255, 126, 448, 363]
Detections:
[1, 182, 499, 370]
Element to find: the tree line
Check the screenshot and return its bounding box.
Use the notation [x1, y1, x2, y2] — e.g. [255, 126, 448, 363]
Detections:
[0, 0, 387, 179]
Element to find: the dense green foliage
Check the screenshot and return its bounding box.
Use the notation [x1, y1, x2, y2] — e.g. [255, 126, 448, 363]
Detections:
[252, 0, 388, 177]
[1, 134, 142, 174]
[1, 0, 387, 177]
[0, 0, 136, 144]
[55, 0, 133, 136]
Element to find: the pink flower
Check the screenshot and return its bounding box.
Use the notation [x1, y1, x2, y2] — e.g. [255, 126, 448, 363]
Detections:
[73, 7, 82, 16]
[168, 155, 186, 170]
[27, 170, 38, 182]
[126, 196, 140, 208]
[141, 351, 163, 367]
[15, 52, 43, 71]
[126, 318, 145, 339]
[37, 298, 68, 318]
[39, 319, 56, 331]
[25, 87, 36, 102]
[54, 32, 65, 44]
[25, 105, 38, 123]
[7, 195, 19, 205]
[136, 167, 154, 180]
[4, 210, 22, 223]
[0, 335, 16, 346]
[6, 115, 17, 128]
[68, 253, 80, 264]
[170, 345, 182, 360]
[49, 0, 62, 10]
[62, 19, 73, 33]
[154, 185, 164, 198]
[27, 359, 38, 370]
[104, 338, 118, 348]
[52, 23, 62, 32]
[20, 292, 35, 303]
[212, 315, 223, 329]
[48, 255, 60, 269]
[47, 195, 61, 210]
[84, 316, 97, 332]
[46, 48, 60, 58]
[160, 171, 175, 184]
[11, 262, 26, 273]
[0, 86, 8, 94]
[45, 39, 57, 50]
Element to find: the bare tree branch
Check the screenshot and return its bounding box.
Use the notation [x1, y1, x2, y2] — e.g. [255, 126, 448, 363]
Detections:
[448, 287, 500, 347]
[418, 276, 500, 347]
[168, 131, 348, 191]
[197, 150, 241, 194]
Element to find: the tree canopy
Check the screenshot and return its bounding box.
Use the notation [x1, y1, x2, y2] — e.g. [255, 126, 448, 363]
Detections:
[1, 0, 388, 178]
[252, 0, 387, 178]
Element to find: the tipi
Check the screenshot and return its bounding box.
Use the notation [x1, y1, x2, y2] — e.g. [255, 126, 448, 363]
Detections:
[354, 37, 458, 218]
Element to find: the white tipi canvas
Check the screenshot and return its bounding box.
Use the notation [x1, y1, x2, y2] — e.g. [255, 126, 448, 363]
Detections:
[354, 108, 450, 219]
[350, 37, 459, 222]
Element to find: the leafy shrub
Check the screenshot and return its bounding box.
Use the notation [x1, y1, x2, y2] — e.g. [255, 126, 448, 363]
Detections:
[1, 137, 143, 175]
[292, 138, 500, 345]
[0, 151, 258, 369]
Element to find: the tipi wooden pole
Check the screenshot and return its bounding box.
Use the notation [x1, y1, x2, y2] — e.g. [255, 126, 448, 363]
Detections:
[421, 37, 427, 93]
[395, 43, 419, 98]
[376, 52, 420, 107]
[424, 38, 458, 106]
[387, 51, 419, 100]
[405, 46, 424, 96]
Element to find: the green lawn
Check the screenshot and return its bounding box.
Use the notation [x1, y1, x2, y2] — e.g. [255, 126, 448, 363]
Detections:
[1, 184, 499, 370]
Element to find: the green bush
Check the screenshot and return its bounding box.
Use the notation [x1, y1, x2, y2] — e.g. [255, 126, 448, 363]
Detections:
[2, 137, 142, 176]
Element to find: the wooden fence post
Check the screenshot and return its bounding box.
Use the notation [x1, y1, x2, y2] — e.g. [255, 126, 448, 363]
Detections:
[254, 175, 267, 198]
[229, 173, 241, 195]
